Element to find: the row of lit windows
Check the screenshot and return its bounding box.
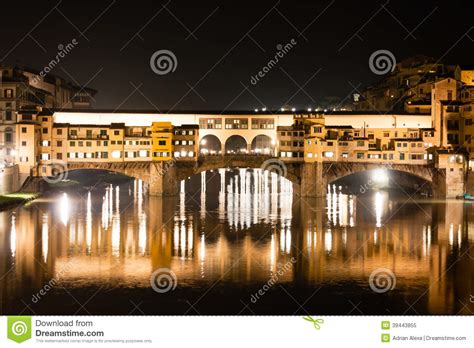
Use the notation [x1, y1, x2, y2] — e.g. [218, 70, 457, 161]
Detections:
[174, 151, 195, 158]
[280, 140, 304, 147]
[305, 152, 431, 161]
[174, 130, 195, 135]
[279, 152, 304, 158]
[174, 140, 195, 145]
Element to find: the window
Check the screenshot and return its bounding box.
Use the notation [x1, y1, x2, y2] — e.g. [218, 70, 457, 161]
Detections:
[86, 130, 92, 138]
[400, 153, 405, 160]
[41, 153, 50, 160]
[57, 129, 63, 135]
[383, 132, 390, 137]
[22, 127, 27, 133]
[356, 140, 365, 147]
[78, 141, 83, 147]
[356, 153, 364, 159]
[5, 132, 12, 143]
[111, 150, 121, 159]
[70, 130, 77, 136]
[158, 140, 166, 146]
[323, 151, 334, 158]
[114, 130, 120, 135]
[42, 128, 48, 134]
[341, 152, 349, 158]
[21, 141, 27, 146]
[86, 141, 92, 147]
[4, 89, 13, 98]
[5, 111, 12, 121]
[313, 126, 322, 133]
[57, 153, 63, 160]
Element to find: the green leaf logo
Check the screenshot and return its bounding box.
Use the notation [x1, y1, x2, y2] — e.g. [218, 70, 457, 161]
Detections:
[303, 316, 324, 330]
[7, 316, 32, 343]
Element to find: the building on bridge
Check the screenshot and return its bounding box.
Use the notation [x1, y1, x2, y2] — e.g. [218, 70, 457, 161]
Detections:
[0, 65, 96, 165]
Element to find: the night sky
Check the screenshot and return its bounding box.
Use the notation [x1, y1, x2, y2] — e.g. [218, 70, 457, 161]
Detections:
[1, 0, 472, 110]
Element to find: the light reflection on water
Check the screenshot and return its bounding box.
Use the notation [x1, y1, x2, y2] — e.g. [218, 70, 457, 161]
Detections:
[0, 168, 473, 314]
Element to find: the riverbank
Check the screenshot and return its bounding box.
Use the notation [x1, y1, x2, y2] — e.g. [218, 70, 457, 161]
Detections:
[0, 193, 40, 211]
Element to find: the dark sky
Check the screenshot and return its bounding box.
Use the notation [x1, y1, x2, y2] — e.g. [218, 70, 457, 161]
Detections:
[1, 0, 473, 110]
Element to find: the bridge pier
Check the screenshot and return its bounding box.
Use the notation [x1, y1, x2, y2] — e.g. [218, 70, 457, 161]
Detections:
[148, 161, 180, 196]
[432, 167, 465, 199]
[299, 162, 327, 198]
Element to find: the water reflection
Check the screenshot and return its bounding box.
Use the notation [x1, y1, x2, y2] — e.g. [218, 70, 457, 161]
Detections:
[0, 169, 473, 315]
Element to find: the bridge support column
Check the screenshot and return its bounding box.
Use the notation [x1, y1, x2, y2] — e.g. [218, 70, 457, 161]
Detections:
[466, 170, 474, 196]
[148, 161, 180, 196]
[432, 168, 464, 199]
[149, 162, 164, 196]
[300, 162, 326, 197]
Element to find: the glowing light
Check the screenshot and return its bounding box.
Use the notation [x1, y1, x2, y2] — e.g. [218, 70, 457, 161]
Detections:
[59, 193, 70, 226]
[371, 168, 389, 185]
[374, 191, 384, 228]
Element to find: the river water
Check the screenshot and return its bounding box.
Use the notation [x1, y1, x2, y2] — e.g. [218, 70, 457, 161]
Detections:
[0, 169, 473, 315]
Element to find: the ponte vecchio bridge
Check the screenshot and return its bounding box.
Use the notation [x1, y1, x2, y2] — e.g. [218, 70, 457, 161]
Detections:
[15, 110, 468, 198]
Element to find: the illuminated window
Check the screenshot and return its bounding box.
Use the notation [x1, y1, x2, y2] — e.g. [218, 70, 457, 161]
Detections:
[41, 153, 50, 160]
[111, 150, 121, 159]
[139, 150, 148, 157]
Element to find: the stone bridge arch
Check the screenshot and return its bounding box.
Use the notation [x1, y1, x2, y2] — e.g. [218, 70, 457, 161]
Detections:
[170, 155, 302, 195]
[322, 162, 436, 185]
